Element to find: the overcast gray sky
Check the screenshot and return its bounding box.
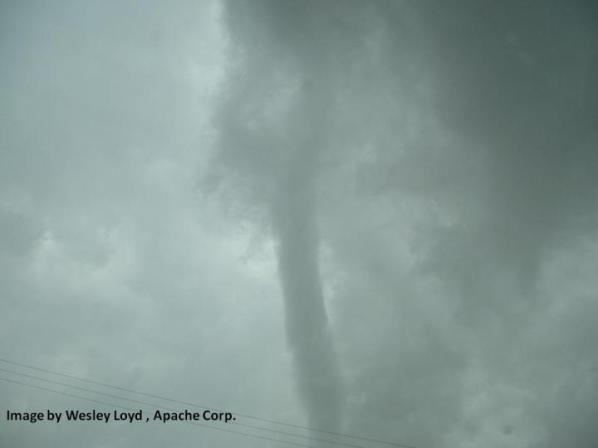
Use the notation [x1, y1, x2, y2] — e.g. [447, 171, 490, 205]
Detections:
[1, 1, 597, 448]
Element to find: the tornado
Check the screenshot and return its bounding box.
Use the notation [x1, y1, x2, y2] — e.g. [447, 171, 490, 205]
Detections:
[216, 0, 345, 437]
[270, 82, 343, 434]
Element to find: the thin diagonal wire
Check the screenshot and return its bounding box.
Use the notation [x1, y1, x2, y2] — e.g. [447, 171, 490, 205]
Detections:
[0, 376, 317, 448]
[0, 357, 413, 448]
[0, 366, 389, 448]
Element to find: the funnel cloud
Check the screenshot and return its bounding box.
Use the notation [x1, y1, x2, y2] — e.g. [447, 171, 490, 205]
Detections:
[1, 1, 597, 448]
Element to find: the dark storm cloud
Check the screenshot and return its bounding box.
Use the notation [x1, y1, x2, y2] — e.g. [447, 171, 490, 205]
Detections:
[214, 1, 598, 447]
[2, 1, 597, 447]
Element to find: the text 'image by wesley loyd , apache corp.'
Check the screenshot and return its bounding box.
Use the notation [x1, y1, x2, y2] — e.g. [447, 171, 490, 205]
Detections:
[5, 409, 236, 424]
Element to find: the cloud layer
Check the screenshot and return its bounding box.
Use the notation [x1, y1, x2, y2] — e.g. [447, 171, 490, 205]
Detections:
[1, 1, 597, 448]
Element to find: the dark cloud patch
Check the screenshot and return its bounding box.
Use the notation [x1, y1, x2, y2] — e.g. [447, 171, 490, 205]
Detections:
[213, 1, 598, 447]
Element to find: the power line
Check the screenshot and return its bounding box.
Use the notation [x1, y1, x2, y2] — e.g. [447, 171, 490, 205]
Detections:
[0, 366, 384, 448]
[0, 357, 414, 448]
[0, 376, 316, 448]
